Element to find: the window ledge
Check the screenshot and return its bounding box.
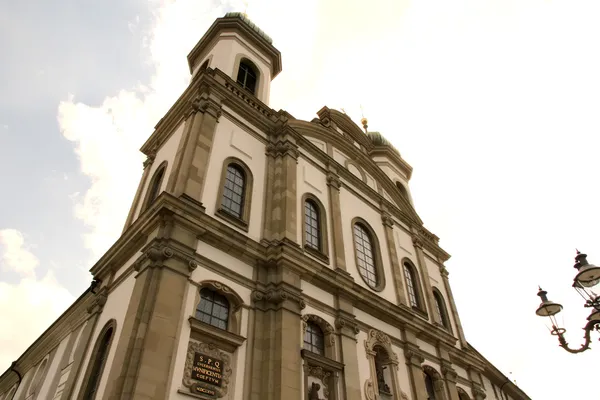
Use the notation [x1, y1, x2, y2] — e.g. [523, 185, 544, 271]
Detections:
[301, 349, 344, 372]
[216, 208, 249, 232]
[188, 317, 246, 353]
[411, 306, 429, 320]
[304, 245, 330, 264]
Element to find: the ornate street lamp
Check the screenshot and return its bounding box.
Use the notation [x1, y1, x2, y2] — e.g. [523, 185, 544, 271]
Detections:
[536, 251, 600, 353]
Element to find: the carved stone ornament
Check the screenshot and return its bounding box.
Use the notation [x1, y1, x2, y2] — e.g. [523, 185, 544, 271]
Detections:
[191, 96, 222, 121]
[86, 291, 108, 314]
[400, 391, 409, 400]
[404, 349, 425, 366]
[200, 280, 243, 311]
[266, 141, 299, 159]
[143, 154, 155, 169]
[411, 234, 424, 249]
[182, 341, 232, 398]
[472, 383, 487, 400]
[252, 288, 306, 309]
[308, 366, 331, 398]
[326, 173, 341, 190]
[441, 365, 458, 383]
[364, 329, 398, 364]
[381, 213, 394, 228]
[423, 365, 446, 392]
[302, 315, 335, 347]
[364, 379, 376, 400]
[334, 316, 360, 335]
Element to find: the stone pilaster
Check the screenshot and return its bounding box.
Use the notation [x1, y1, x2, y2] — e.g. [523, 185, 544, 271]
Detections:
[335, 297, 361, 400]
[404, 346, 428, 400]
[412, 235, 440, 324]
[440, 266, 468, 348]
[105, 215, 199, 400]
[326, 171, 346, 272]
[123, 155, 155, 232]
[250, 264, 305, 400]
[471, 382, 487, 400]
[441, 362, 460, 400]
[381, 212, 407, 306]
[167, 90, 223, 205]
[266, 130, 299, 245]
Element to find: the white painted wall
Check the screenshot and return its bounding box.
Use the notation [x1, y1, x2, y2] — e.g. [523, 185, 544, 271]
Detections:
[196, 241, 254, 281]
[133, 120, 185, 221]
[296, 157, 332, 266]
[36, 337, 69, 399]
[301, 281, 335, 309]
[354, 309, 401, 340]
[339, 186, 396, 304]
[201, 115, 266, 242]
[416, 339, 437, 358]
[192, 33, 274, 104]
[71, 274, 136, 399]
[332, 148, 348, 166]
[306, 138, 326, 154]
[355, 330, 371, 394]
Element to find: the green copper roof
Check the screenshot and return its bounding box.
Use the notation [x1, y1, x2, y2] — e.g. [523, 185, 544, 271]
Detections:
[224, 12, 273, 44]
[367, 131, 400, 155]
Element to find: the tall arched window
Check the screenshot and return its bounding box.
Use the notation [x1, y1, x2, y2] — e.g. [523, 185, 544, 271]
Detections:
[303, 321, 325, 355]
[236, 60, 258, 94]
[424, 371, 436, 400]
[28, 358, 48, 395]
[458, 388, 471, 400]
[221, 164, 246, 218]
[82, 322, 115, 400]
[196, 288, 230, 330]
[433, 289, 451, 330]
[145, 163, 166, 209]
[353, 223, 379, 289]
[304, 200, 320, 250]
[403, 262, 422, 309]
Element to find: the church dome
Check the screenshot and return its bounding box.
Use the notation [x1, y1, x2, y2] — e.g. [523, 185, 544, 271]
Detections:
[367, 131, 400, 155]
[224, 12, 274, 44]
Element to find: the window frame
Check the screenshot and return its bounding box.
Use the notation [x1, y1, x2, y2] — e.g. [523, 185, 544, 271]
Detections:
[215, 157, 254, 231]
[142, 161, 168, 211]
[303, 321, 325, 355]
[196, 287, 230, 331]
[233, 57, 260, 95]
[432, 288, 452, 331]
[301, 194, 329, 263]
[79, 320, 116, 400]
[402, 259, 427, 316]
[351, 218, 385, 292]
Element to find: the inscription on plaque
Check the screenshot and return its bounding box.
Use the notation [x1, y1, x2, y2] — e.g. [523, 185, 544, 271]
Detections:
[192, 352, 224, 387]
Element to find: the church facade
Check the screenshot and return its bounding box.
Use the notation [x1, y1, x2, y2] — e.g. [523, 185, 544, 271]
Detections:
[0, 13, 530, 400]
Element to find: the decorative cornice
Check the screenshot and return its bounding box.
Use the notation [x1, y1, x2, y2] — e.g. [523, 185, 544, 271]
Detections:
[191, 94, 223, 121]
[266, 141, 299, 160]
[364, 329, 398, 363]
[472, 382, 487, 400]
[335, 316, 360, 336]
[251, 288, 306, 310]
[86, 289, 108, 315]
[381, 212, 394, 228]
[404, 347, 425, 367]
[326, 173, 342, 190]
[441, 365, 458, 383]
[302, 314, 335, 347]
[143, 155, 155, 169]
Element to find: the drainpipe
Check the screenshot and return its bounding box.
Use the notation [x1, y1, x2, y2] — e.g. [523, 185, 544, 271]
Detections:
[9, 361, 22, 400]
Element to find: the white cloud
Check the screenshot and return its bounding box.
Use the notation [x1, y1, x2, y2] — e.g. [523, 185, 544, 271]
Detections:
[0, 229, 39, 278]
[56, 0, 600, 398]
[0, 232, 74, 372]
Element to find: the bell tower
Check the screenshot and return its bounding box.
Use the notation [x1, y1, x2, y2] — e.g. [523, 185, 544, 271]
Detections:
[187, 12, 282, 105]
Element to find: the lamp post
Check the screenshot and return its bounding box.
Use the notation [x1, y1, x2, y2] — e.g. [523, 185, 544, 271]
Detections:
[535, 251, 600, 353]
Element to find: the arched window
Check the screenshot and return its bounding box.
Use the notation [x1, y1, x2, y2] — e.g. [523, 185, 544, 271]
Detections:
[458, 388, 471, 400]
[304, 200, 320, 250]
[403, 262, 422, 309]
[433, 289, 451, 330]
[353, 223, 379, 289]
[145, 163, 166, 209]
[221, 164, 246, 218]
[424, 371, 436, 400]
[196, 288, 230, 330]
[303, 321, 325, 355]
[236, 60, 258, 94]
[82, 323, 115, 400]
[28, 358, 48, 395]
[396, 182, 408, 198]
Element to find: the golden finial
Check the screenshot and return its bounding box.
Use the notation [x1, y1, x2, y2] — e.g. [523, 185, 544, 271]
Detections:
[360, 105, 368, 133]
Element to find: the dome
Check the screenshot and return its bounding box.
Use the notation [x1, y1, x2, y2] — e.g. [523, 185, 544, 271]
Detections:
[367, 131, 400, 155]
[224, 12, 274, 44]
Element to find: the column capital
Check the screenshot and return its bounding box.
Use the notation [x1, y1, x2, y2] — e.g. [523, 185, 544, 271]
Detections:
[381, 212, 394, 228]
[326, 172, 342, 190]
[266, 140, 299, 159]
[403, 346, 425, 367]
[335, 315, 360, 338]
[441, 365, 458, 383]
[472, 382, 487, 400]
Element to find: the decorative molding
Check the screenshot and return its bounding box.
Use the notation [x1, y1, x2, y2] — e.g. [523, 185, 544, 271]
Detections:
[364, 379, 376, 400]
[251, 288, 305, 310]
[325, 173, 342, 190]
[143, 155, 155, 169]
[86, 290, 108, 315]
[471, 382, 487, 400]
[191, 96, 222, 121]
[404, 348, 425, 367]
[188, 317, 246, 353]
[334, 316, 360, 336]
[182, 340, 232, 398]
[364, 329, 398, 364]
[381, 213, 394, 228]
[307, 366, 331, 398]
[441, 365, 458, 383]
[266, 141, 299, 159]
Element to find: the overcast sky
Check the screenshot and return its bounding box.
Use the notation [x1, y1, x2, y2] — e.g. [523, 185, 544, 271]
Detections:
[1, 0, 599, 398]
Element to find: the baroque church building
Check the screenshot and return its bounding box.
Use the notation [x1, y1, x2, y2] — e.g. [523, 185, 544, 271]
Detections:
[0, 13, 530, 400]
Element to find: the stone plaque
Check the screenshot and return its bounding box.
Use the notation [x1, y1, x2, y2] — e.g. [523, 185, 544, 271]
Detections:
[192, 352, 224, 387]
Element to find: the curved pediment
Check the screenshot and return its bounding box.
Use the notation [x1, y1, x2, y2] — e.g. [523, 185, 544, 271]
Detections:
[287, 119, 423, 226]
[316, 106, 373, 149]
